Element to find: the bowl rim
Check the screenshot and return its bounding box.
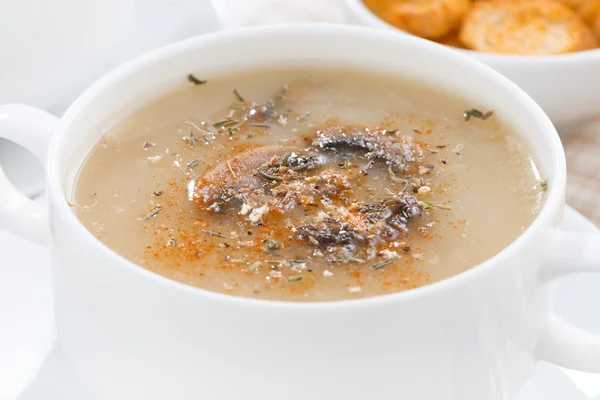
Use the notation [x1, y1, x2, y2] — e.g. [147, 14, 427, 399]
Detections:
[48, 23, 564, 309]
[343, 0, 600, 65]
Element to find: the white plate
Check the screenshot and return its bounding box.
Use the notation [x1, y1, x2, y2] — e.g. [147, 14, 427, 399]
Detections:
[1, 206, 599, 400]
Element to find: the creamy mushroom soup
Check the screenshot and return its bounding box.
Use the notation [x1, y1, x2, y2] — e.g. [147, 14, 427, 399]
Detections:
[73, 68, 546, 301]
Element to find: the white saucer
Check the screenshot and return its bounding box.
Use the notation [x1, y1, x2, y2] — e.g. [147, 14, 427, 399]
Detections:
[0, 205, 598, 400]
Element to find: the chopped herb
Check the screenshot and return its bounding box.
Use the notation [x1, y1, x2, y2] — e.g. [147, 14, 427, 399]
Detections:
[412, 128, 422, 134]
[483, 110, 495, 120]
[187, 74, 206, 85]
[258, 169, 284, 182]
[428, 148, 439, 154]
[246, 132, 256, 139]
[263, 248, 284, 257]
[143, 142, 155, 149]
[201, 230, 226, 238]
[143, 207, 163, 220]
[338, 254, 366, 264]
[281, 153, 292, 166]
[213, 119, 240, 129]
[183, 132, 196, 147]
[288, 275, 303, 282]
[464, 109, 483, 121]
[187, 159, 200, 169]
[454, 144, 464, 155]
[167, 237, 178, 246]
[153, 191, 163, 196]
[308, 236, 320, 246]
[233, 89, 245, 102]
[388, 166, 408, 184]
[436, 144, 447, 149]
[418, 201, 435, 211]
[464, 108, 494, 121]
[540, 179, 548, 192]
[247, 123, 270, 128]
[371, 257, 399, 270]
[418, 201, 452, 211]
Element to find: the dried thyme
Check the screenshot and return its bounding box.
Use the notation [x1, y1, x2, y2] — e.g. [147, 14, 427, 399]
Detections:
[143, 207, 163, 220]
[371, 257, 399, 270]
[233, 89, 245, 102]
[258, 169, 284, 182]
[187, 74, 206, 85]
[201, 230, 226, 238]
[464, 109, 494, 121]
[187, 159, 200, 169]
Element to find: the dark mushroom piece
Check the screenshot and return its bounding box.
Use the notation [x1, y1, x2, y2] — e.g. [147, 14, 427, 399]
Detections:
[312, 126, 417, 173]
[194, 146, 293, 205]
[194, 146, 325, 206]
[297, 221, 365, 251]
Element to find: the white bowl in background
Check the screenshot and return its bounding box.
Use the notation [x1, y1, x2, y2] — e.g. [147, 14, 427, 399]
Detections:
[343, 0, 600, 130]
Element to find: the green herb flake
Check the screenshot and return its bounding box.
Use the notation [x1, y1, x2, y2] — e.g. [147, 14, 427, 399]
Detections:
[464, 109, 494, 121]
[287, 275, 303, 282]
[233, 89, 245, 102]
[263, 248, 284, 257]
[371, 257, 399, 270]
[143, 207, 163, 220]
[201, 230, 226, 238]
[213, 119, 240, 129]
[258, 169, 284, 182]
[183, 132, 196, 147]
[187, 159, 200, 169]
[388, 166, 408, 184]
[417, 201, 435, 211]
[540, 179, 548, 192]
[187, 74, 206, 85]
[338, 254, 366, 264]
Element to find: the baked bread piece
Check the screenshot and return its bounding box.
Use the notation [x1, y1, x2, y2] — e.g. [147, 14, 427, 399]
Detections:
[577, 0, 600, 38]
[364, 0, 471, 40]
[460, 0, 598, 54]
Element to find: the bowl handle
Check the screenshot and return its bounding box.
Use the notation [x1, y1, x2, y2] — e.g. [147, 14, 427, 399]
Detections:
[0, 104, 58, 245]
[536, 229, 600, 372]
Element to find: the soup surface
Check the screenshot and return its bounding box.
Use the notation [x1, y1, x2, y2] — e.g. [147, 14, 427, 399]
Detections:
[74, 68, 546, 301]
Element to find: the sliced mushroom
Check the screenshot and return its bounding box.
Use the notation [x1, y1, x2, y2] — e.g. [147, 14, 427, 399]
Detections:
[194, 146, 325, 206]
[312, 126, 417, 173]
[195, 146, 294, 205]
